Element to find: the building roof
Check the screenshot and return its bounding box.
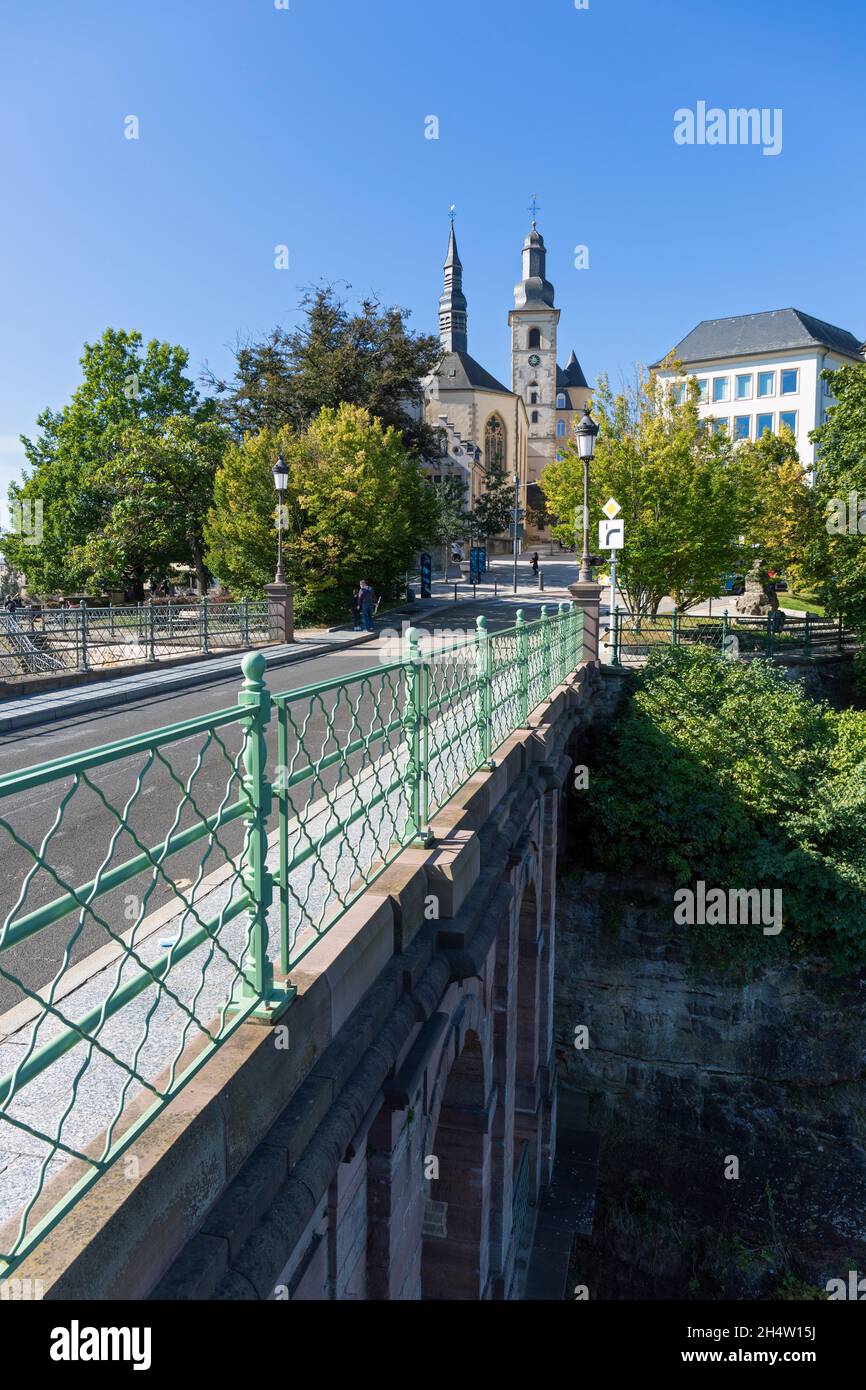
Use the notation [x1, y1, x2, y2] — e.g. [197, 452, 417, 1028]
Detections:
[435, 350, 512, 395]
[557, 350, 589, 391]
[652, 309, 864, 369]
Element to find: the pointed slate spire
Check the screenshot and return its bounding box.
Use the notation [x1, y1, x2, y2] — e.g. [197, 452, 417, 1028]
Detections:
[439, 223, 468, 354]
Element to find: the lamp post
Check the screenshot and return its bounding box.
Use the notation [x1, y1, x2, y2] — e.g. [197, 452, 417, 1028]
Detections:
[272, 454, 289, 583]
[575, 405, 599, 583]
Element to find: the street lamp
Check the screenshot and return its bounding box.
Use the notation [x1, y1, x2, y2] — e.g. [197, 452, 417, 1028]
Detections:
[272, 454, 290, 584]
[575, 405, 599, 583]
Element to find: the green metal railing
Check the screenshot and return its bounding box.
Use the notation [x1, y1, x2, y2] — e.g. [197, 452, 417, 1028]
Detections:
[0, 604, 583, 1275]
[607, 607, 853, 666]
[0, 600, 271, 681]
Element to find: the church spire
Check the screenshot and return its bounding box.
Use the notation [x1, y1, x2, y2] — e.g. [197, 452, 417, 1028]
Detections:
[439, 221, 468, 354]
[513, 220, 556, 310]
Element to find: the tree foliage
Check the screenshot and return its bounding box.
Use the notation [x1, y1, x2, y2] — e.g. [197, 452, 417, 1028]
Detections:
[582, 647, 866, 973]
[203, 285, 442, 460]
[204, 403, 438, 619]
[0, 329, 216, 596]
[806, 362, 866, 633]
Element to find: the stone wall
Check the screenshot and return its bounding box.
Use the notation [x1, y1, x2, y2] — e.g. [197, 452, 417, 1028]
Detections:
[555, 869, 866, 1299]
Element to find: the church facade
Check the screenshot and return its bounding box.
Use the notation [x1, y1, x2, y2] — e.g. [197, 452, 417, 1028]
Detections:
[422, 219, 591, 547]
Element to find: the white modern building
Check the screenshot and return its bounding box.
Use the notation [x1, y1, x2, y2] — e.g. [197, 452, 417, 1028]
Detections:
[652, 309, 864, 471]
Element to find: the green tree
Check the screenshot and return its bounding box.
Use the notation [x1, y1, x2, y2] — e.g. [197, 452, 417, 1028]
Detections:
[432, 473, 471, 565]
[204, 285, 442, 460]
[1, 329, 204, 596]
[205, 404, 438, 618]
[541, 364, 747, 616]
[735, 425, 822, 595]
[806, 362, 866, 632]
[469, 456, 514, 544]
[76, 416, 229, 595]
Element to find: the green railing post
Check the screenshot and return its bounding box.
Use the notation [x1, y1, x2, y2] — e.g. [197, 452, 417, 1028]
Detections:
[839, 616, 845, 652]
[109, 604, 115, 641]
[476, 614, 495, 770]
[516, 608, 530, 725]
[805, 610, 812, 656]
[242, 597, 250, 647]
[611, 605, 621, 666]
[557, 602, 570, 685]
[148, 600, 156, 661]
[721, 608, 729, 656]
[236, 651, 291, 1021]
[540, 605, 551, 696]
[202, 595, 210, 654]
[765, 612, 774, 658]
[404, 627, 433, 844]
[79, 600, 88, 672]
[671, 609, 679, 648]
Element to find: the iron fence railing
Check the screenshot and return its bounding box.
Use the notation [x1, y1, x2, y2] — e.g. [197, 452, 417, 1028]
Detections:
[0, 603, 584, 1275]
[512, 1138, 532, 1247]
[0, 600, 271, 680]
[607, 606, 855, 666]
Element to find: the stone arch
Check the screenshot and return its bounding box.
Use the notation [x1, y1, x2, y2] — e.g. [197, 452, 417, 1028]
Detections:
[421, 1029, 492, 1300]
[528, 327, 542, 349]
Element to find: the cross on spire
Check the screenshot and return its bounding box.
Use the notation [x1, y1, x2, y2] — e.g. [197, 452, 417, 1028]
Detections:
[529, 194, 541, 226]
[449, 203, 456, 224]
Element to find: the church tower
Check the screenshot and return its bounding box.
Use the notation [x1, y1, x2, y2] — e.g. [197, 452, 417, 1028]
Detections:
[509, 216, 561, 493]
[439, 223, 468, 353]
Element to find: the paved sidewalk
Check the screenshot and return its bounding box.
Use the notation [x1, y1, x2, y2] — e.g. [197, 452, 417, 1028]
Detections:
[0, 630, 376, 736]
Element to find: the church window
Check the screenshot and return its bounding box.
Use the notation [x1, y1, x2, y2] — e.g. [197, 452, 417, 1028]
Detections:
[530, 391, 538, 405]
[531, 411, 539, 424]
[556, 393, 567, 409]
[556, 420, 566, 437]
[485, 415, 505, 472]
[528, 328, 542, 349]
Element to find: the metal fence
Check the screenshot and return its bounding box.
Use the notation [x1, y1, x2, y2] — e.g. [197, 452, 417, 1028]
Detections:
[0, 600, 272, 680]
[607, 607, 854, 666]
[0, 603, 583, 1275]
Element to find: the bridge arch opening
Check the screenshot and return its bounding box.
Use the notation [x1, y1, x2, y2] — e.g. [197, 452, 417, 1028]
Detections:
[421, 1030, 491, 1300]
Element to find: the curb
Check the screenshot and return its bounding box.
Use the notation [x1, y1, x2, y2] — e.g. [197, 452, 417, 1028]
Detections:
[0, 633, 377, 737]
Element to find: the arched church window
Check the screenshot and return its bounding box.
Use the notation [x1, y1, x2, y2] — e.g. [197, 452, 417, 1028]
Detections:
[485, 415, 505, 472]
[556, 393, 567, 409]
[528, 328, 542, 350]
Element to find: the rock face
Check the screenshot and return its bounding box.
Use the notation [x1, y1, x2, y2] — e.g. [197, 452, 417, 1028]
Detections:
[555, 869, 866, 1300]
[735, 562, 778, 616]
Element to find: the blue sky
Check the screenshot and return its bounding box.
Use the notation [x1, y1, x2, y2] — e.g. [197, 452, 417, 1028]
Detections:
[1, 0, 864, 497]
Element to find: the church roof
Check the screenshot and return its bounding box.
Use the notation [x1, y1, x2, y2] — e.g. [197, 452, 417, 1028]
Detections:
[435, 349, 512, 395]
[557, 350, 589, 390]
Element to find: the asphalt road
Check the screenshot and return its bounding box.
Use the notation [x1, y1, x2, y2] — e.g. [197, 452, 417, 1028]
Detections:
[0, 598, 547, 1013]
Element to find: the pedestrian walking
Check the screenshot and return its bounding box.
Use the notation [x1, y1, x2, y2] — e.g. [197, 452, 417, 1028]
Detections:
[531, 552, 540, 578]
[351, 586, 362, 631]
[358, 580, 377, 632]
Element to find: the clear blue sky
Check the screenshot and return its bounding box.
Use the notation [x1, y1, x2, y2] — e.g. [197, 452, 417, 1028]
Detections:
[1, 0, 864, 496]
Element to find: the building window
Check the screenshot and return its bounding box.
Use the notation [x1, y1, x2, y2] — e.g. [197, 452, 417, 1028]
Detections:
[710, 418, 728, 436]
[756, 412, 774, 437]
[528, 328, 542, 349]
[757, 371, 775, 397]
[696, 378, 708, 402]
[735, 374, 753, 400]
[556, 420, 566, 437]
[779, 410, 798, 435]
[485, 415, 505, 472]
[671, 382, 687, 405]
[531, 410, 539, 424]
[530, 391, 538, 405]
[713, 377, 730, 403]
[556, 392, 567, 409]
[780, 368, 799, 395]
[733, 416, 751, 440]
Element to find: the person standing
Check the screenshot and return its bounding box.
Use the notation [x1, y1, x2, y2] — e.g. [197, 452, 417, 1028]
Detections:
[358, 580, 377, 632]
[351, 586, 362, 631]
